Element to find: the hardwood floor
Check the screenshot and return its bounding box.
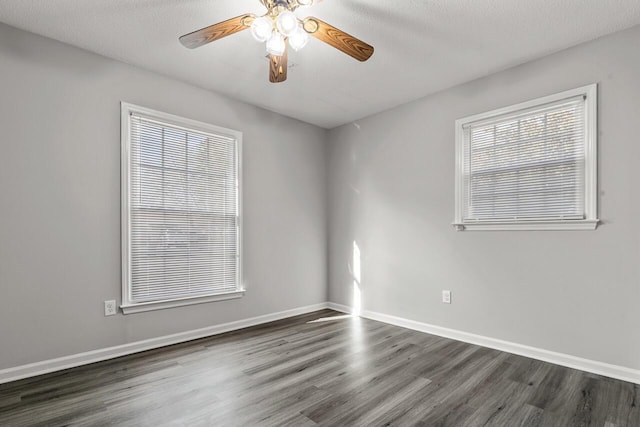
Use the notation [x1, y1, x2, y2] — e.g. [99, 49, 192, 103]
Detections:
[0, 309, 637, 426]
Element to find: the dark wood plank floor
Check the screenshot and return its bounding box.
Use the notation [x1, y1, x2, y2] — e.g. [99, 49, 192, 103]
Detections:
[0, 309, 637, 426]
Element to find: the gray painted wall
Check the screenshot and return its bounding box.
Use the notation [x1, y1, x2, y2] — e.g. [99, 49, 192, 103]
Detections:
[0, 23, 328, 370]
[328, 25, 640, 370]
[2, 18, 639, 375]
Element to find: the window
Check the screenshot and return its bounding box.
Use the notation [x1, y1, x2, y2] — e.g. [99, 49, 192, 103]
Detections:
[121, 103, 242, 314]
[454, 85, 598, 231]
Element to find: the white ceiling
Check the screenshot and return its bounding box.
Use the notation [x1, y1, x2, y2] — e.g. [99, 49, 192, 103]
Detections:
[1, 1, 639, 128]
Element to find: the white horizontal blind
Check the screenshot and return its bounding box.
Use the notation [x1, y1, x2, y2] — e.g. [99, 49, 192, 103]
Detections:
[463, 96, 586, 222]
[128, 113, 239, 303]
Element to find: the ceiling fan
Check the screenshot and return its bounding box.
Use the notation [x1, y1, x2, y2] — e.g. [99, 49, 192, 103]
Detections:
[179, 0, 374, 83]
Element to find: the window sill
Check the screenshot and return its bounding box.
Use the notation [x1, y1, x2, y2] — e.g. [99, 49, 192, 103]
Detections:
[120, 290, 245, 314]
[452, 219, 599, 231]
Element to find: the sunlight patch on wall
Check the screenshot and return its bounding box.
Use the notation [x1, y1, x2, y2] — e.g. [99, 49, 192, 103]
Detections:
[352, 240, 362, 316]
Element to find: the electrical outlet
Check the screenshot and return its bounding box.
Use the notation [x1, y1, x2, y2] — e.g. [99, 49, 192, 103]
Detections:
[104, 300, 117, 316]
[442, 290, 451, 304]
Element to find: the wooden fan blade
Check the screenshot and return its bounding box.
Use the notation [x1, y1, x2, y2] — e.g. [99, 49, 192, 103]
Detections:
[269, 45, 288, 83]
[179, 14, 255, 49]
[302, 17, 373, 62]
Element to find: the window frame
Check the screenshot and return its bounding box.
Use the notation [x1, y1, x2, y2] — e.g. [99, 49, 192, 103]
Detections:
[120, 102, 244, 314]
[453, 84, 599, 231]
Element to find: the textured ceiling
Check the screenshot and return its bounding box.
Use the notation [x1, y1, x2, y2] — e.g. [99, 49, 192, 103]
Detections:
[1, 0, 639, 128]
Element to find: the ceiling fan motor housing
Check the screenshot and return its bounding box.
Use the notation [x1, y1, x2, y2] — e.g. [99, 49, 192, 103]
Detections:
[261, 0, 308, 13]
[274, 0, 291, 8]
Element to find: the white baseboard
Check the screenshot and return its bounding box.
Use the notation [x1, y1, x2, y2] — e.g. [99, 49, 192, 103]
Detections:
[0, 302, 329, 385]
[326, 302, 355, 314]
[4, 302, 638, 386]
[327, 302, 640, 385]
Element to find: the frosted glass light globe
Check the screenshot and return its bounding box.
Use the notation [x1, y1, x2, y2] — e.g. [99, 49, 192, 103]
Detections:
[251, 16, 273, 42]
[266, 31, 286, 56]
[288, 26, 309, 51]
[276, 11, 298, 37]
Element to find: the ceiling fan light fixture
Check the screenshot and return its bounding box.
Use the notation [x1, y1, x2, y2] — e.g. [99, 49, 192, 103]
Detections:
[250, 16, 273, 42]
[178, 0, 374, 83]
[288, 25, 309, 51]
[266, 31, 286, 56]
[276, 10, 298, 36]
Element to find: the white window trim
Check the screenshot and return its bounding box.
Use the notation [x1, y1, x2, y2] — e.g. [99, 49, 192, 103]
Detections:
[120, 102, 244, 314]
[453, 84, 599, 231]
